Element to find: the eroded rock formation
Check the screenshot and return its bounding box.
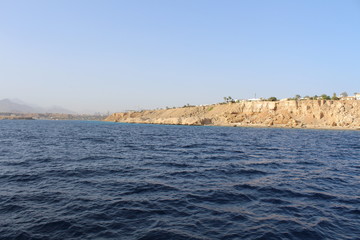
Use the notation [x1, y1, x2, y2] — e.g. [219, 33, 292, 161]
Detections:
[105, 100, 360, 129]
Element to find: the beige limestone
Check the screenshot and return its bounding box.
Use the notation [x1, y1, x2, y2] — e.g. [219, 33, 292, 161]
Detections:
[105, 100, 360, 130]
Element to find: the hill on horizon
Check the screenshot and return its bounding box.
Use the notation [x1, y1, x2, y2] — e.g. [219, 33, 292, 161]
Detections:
[0, 99, 75, 114]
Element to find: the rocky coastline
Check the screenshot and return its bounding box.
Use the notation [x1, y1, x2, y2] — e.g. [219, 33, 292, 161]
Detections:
[105, 100, 360, 130]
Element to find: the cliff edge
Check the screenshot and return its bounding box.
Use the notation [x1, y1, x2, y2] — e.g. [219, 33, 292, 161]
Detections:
[105, 100, 360, 130]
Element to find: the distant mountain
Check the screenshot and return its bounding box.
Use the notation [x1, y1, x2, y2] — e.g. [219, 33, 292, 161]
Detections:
[0, 99, 38, 113]
[45, 106, 75, 114]
[0, 99, 75, 114]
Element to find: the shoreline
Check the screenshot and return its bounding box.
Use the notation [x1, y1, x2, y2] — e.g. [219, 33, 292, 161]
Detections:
[109, 120, 360, 131]
[105, 100, 360, 131]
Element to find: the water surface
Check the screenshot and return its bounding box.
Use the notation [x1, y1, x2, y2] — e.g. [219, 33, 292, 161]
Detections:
[0, 120, 359, 239]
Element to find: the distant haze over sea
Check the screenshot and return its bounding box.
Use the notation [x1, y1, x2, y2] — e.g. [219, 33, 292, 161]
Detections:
[0, 98, 76, 114]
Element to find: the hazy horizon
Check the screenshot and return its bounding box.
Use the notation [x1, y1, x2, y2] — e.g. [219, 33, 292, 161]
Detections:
[1, 0, 359, 113]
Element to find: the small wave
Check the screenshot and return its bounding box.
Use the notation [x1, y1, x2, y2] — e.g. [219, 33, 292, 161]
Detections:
[138, 229, 204, 240]
[147, 162, 191, 168]
[256, 147, 280, 151]
[170, 170, 201, 178]
[79, 155, 125, 161]
[233, 183, 258, 191]
[44, 169, 100, 178]
[305, 191, 337, 201]
[12, 232, 32, 240]
[246, 161, 282, 168]
[29, 220, 72, 233]
[289, 228, 325, 240]
[186, 190, 253, 204]
[5, 173, 42, 182]
[260, 198, 290, 205]
[296, 160, 325, 166]
[347, 209, 360, 215]
[206, 168, 268, 177]
[80, 137, 109, 144]
[0, 204, 24, 214]
[120, 182, 179, 195]
[181, 143, 205, 149]
[258, 186, 306, 199]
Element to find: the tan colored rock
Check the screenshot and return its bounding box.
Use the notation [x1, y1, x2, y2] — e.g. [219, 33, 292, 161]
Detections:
[105, 100, 360, 130]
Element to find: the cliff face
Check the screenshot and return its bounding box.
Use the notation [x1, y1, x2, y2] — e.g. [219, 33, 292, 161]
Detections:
[105, 100, 360, 129]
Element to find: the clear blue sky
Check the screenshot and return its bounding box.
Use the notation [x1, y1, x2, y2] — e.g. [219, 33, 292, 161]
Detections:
[1, 0, 359, 113]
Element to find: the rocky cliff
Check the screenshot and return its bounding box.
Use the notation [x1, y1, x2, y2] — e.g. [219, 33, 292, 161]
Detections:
[105, 100, 360, 130]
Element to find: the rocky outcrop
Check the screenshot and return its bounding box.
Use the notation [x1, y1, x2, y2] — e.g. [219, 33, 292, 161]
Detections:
[105, 100, 360, 130]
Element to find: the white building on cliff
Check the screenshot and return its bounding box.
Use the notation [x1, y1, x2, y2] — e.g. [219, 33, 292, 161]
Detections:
[340, 93, 360, 100]
[355, 93, 360, 100]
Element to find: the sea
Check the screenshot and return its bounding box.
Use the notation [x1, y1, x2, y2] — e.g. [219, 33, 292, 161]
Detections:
[0, 120, 359, 240]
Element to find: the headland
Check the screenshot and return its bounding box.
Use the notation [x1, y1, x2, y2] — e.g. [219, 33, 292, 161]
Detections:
[105, 100, 360, 130]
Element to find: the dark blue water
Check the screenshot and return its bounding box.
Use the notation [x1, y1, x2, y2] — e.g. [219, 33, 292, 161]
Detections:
[0, 120, 359, 240]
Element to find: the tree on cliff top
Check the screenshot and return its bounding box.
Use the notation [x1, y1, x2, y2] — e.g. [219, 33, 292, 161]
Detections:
[267, 97, 278, 101]
[340, 92, 348, 98]
[321, 94, 331, 100]
[223, 96, 235, 103]
[332, 93, 339, 100]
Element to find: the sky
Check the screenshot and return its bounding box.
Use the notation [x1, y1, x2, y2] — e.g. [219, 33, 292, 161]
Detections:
[0, 0, 359, 113]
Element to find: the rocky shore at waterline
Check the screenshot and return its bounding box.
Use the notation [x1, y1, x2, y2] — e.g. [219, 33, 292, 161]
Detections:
[105, 100, 360, 130]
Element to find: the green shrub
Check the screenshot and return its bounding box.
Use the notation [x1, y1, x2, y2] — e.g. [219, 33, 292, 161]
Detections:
[267, 97, 278, 101]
